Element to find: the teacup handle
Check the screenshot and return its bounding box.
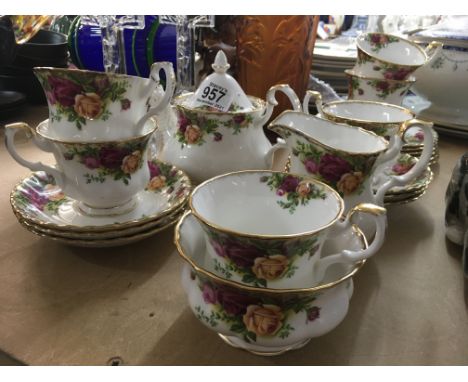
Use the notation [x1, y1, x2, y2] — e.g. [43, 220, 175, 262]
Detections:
[135, 61, 176, 132]
[313, 203, 387, 283]
[303, 90, 323, 115]
[424, 41, 444, 62]
[374, 119, 434, 205]
[258, 84, 301, 126]
[4, 122, 65, 186]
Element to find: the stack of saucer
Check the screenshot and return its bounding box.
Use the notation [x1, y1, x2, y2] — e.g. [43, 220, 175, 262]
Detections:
[377, 153, 434, 205]
[10, 158, 191, 247]
[401, 126, 440, 167]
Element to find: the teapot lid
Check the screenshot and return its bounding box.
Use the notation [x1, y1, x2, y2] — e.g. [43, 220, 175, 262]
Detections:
[186, 50, 253, 112]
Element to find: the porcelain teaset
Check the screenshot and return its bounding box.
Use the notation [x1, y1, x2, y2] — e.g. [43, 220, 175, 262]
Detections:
[4, 37, 438, 354]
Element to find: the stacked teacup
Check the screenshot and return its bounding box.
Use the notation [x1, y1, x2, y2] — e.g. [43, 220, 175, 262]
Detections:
[346, 32, 442, 106]
[170, 53, 391, 355]
[5, 62, 192, 247]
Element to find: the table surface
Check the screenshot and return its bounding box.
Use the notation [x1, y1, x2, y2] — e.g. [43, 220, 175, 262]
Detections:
[1, 105, 468, 366]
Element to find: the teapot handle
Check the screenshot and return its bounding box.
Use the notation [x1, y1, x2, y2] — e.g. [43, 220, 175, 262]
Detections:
[135, 61, 176, 133]
[303, 90, 323, 115]
[258, 84, 301, 126]
[312, 203, 387, 283]
[424, 41, 443, 63]
[4, 122, 65, 186]
[374, 119, 434, 205]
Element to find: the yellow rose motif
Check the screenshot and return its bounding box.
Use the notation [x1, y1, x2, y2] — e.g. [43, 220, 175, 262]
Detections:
[185, 125, 202, 144]
[44, 184, 65, 201]
[147, 175, 166, 191]
[74, 92, 103, 119]
[296, 180, 311, 198]
[251, 255, 289, 280]
[121, 151, 142, 174]
[337, 172, 364, 195]
[243, 304, 284, 336]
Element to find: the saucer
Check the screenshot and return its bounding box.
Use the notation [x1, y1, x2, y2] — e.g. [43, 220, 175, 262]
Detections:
[16, 214, 180, 248]
[384, 187, 429, 206]
[373, 153, 433, 196]
[10, 158, 191, 233]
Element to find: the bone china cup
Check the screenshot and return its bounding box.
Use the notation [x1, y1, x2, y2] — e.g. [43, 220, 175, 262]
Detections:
[176, 211, 367, 355]
[33, 62, 175, 141]
[189, 170, 386, 289]
[344, 69, 415, 106]
[5, 119, 157, 216]
[354, 32, 442, 80]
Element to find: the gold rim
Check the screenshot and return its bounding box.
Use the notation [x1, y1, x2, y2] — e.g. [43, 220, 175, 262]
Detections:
[344, 69, 416, 84]
[33, 65, 152, 82]
[321, 99, 415, 126]
[189, 170, 344, 240]
[175, 210, 367, 295]
[9, 163, 192, 233]
[15, 202, 187, 240]
[35, 118, 158, 145]
[384, 188, 428, 205]
[269, 110, 389, 156]
[173, 93, 266, 115]
[357, 32, 428, 68]
[18, 215, 178, 247]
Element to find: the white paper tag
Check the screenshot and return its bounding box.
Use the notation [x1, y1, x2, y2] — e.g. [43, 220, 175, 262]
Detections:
[194, 81, 234, 112]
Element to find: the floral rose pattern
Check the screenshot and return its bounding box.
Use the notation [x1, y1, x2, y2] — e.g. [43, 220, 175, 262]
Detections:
[365, 33, 399, 53]
[259, 173, 327, 214]
[348, 76, 408, 100]
[389, 154, 416, 176]
[193, 274, 320, 343]
[206, 226, 320, 287]
[175, 102, 254, 148]
[62, 140, 147, 185]
[36, 70, 131, 130]
[13, 173, 67, 214]
[145, 160, 179, 194]
[292, 140, 376, 197]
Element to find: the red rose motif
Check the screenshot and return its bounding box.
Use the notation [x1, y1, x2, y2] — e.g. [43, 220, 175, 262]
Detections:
[279, 175, 300, 193]
[99, 146, 130, 170]
[215, 287, 256, 316]
[82, 156, 101, 169]
[93, 76, 110, 94]
[318, 154, 352, 183]
[202, 283, 217, 304]
[223, 240, 265, 268]
[304, 158, 319, 174]
[147, 161, 161, 178]
[48, 76, 83, 107]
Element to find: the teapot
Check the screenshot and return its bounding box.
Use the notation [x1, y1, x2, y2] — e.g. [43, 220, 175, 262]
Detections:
[155, 51, 301, 184]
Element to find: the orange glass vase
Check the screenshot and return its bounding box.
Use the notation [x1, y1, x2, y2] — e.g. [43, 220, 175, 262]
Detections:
[235, 15, 319, 120]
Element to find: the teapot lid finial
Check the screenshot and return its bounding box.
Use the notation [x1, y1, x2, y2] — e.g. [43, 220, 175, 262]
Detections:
[186, 49, 253, 112]
[212, 50, 230, 74]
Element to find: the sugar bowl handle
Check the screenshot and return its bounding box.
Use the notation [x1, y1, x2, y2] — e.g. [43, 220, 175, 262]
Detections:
[4, 122, 65, 186]
[313, 203, 387, 283]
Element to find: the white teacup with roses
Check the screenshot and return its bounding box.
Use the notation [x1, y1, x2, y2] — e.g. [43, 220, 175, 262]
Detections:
[34, 62, 175, 141]
[189, 171, 386, 289]
[5, 119, 157, 216]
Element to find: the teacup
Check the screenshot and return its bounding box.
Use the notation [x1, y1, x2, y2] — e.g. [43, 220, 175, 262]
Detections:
[354, 32, 442, 80]
[345, 69, 415, 106]
[5, 119, 157, 216]
[189, 170, 386, 288]
[33, 62, 175, 141]
[176, 211, 367, 355]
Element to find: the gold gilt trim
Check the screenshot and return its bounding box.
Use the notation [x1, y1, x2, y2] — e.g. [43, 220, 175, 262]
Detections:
[268, 110, 389, 157]
[175, 210, 367, 295]
[344, 69, 416, 84]
[173, 92, 266, 115]
[189, 169, 344, 240]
